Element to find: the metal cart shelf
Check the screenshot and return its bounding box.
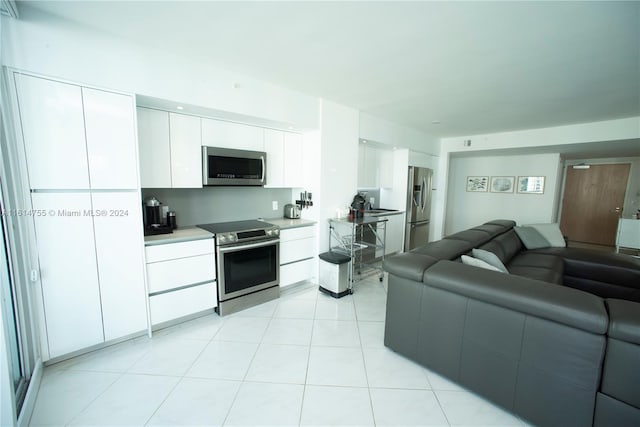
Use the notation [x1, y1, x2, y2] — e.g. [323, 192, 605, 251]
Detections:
[328, 216, 387, 291]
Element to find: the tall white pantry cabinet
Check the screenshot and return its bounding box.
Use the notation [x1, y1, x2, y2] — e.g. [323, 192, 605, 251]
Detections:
[14, 73, 147, 360]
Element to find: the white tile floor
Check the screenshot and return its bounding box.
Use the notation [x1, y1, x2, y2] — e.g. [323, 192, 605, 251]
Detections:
[29, 275, 529, 426]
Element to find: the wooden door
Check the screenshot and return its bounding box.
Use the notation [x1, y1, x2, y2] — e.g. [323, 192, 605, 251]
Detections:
[560, 164, 630, 246]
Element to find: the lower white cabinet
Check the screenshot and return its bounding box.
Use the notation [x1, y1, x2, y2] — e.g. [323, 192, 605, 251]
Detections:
[149, 283, 217, 325]
[32, 191, 147, 359]
[145, 238, 217, 326]
[279, 226, 317, 287]
[92, 192, 148, 341]
[385, 214, 405, 256]
[32, 193, 104, 358]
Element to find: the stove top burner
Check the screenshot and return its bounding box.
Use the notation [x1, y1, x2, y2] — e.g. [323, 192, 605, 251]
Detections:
[197, 220, 279, 246]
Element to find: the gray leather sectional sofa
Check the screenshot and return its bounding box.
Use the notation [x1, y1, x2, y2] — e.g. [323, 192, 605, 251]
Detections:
[382, 220, 640, 427]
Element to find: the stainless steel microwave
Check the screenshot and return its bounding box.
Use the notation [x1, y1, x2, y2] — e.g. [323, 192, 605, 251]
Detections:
[202, 146, 267, 186]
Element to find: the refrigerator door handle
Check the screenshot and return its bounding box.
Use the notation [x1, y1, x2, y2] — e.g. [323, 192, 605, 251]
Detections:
[421, 177, 427, 212]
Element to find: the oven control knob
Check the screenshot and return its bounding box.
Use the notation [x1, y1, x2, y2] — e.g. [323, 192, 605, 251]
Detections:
[219, 235, 227, 243]
[229, 235, 237, 242]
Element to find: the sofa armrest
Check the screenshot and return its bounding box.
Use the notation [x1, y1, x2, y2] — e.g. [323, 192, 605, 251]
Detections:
[425, 260, 609, 334]
[383, 252, 439, 282]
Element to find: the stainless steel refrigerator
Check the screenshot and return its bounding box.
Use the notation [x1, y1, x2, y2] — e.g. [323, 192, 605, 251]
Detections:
[405, 166, 433, 251]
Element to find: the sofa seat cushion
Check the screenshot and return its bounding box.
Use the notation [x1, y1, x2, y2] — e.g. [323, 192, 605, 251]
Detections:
[503, 253, 564, 284]
[532, 247, 640, 290]
[508, 265, 564, 284]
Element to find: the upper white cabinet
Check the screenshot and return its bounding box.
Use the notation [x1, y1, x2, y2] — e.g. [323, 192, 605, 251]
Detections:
[137, 107, 171, 188]
[137, 109, 202, 188]
[15, 74, 139, 190]
[264, 129, 304, 188]
[284, 132, 304, 187]
[201, 118, 263, 151]
[15, 74, 90, 189]
[358, 144, 394, 189]
[170, 113, 202, 188]
[83, 88, 138, 189]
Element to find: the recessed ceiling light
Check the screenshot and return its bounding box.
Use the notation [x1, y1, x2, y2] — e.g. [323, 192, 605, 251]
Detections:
[288, 126, 294, 130]
[176, 106, 184, 110]
[362, 140, 367, 144]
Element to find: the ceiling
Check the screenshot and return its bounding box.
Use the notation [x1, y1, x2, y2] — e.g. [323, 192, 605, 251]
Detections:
[16, 1, 640, 142]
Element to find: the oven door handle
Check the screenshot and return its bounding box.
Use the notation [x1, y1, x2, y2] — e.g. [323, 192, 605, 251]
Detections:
[218, 239, 279, 253]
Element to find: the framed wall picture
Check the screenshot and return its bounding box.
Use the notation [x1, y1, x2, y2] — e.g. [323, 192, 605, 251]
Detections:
[466, 176, 489, 192]
[517, 176, 545, 194]
[490, 176, 515, 193]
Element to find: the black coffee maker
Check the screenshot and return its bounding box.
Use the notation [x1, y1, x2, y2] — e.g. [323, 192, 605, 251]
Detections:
[145, 197, 161, 227]
[144, 197, 173, 235]
[350, 192, 367, 219]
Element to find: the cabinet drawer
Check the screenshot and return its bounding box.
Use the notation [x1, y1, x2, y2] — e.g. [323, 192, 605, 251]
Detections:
[145, 238, 214, 263]
[280, 237, 316, 265]
[281, 258, 316, 287]
[280, 226, 316, 242]
[149, 282, 217, 325]
[147, 254, 215, 294]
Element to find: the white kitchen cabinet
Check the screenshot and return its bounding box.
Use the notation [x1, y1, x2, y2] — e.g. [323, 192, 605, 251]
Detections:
[149, 283, 217, 325]
[15, 74, 90, 189]
[384, 214, 405, 255]
[170, 113, 203, 188]
[283, 132, 304, 187]
[91, 192, 147, 341]
[201, 118, 264, 151]
[145, 238, 217, 326]
[137, 108, 171, 188]
[358, 144, 394, 189]
[616, 218, 640, 252]
[279, 225, 317, 287]
[264, 129, 305, 188]
[83, 88, 138, 189]
[31, 192, 104, 358]
[264, 129, 286, 187]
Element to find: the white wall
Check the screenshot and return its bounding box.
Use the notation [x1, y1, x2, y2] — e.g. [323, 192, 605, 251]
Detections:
[359, 112, 439, 154]
[1, 11, 319, 129]
[445, 153, 561, 234]
[318, 100, 359, 252]
[432, 117, 640, 239]
[441, 117, 640, 153]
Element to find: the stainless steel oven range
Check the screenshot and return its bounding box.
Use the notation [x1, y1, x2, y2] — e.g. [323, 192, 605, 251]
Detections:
[197, 220, 279, 316]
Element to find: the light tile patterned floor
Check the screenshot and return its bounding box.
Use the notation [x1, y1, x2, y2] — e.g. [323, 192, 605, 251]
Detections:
[29, 275, 529, 426]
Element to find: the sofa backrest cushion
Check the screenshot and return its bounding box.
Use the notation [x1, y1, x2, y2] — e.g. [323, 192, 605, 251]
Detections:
[444, 229, 493, 247]
[426, 260, 609, 334]
[411, 238, 474, 260]
[494, 230, 524, 264]
[472, 223, 512, 238]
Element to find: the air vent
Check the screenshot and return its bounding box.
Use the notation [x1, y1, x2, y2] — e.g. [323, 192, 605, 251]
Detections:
[0, 0, 18, 18]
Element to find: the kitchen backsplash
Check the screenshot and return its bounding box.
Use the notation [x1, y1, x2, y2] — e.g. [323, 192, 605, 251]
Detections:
[141, 187, 294, 226]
